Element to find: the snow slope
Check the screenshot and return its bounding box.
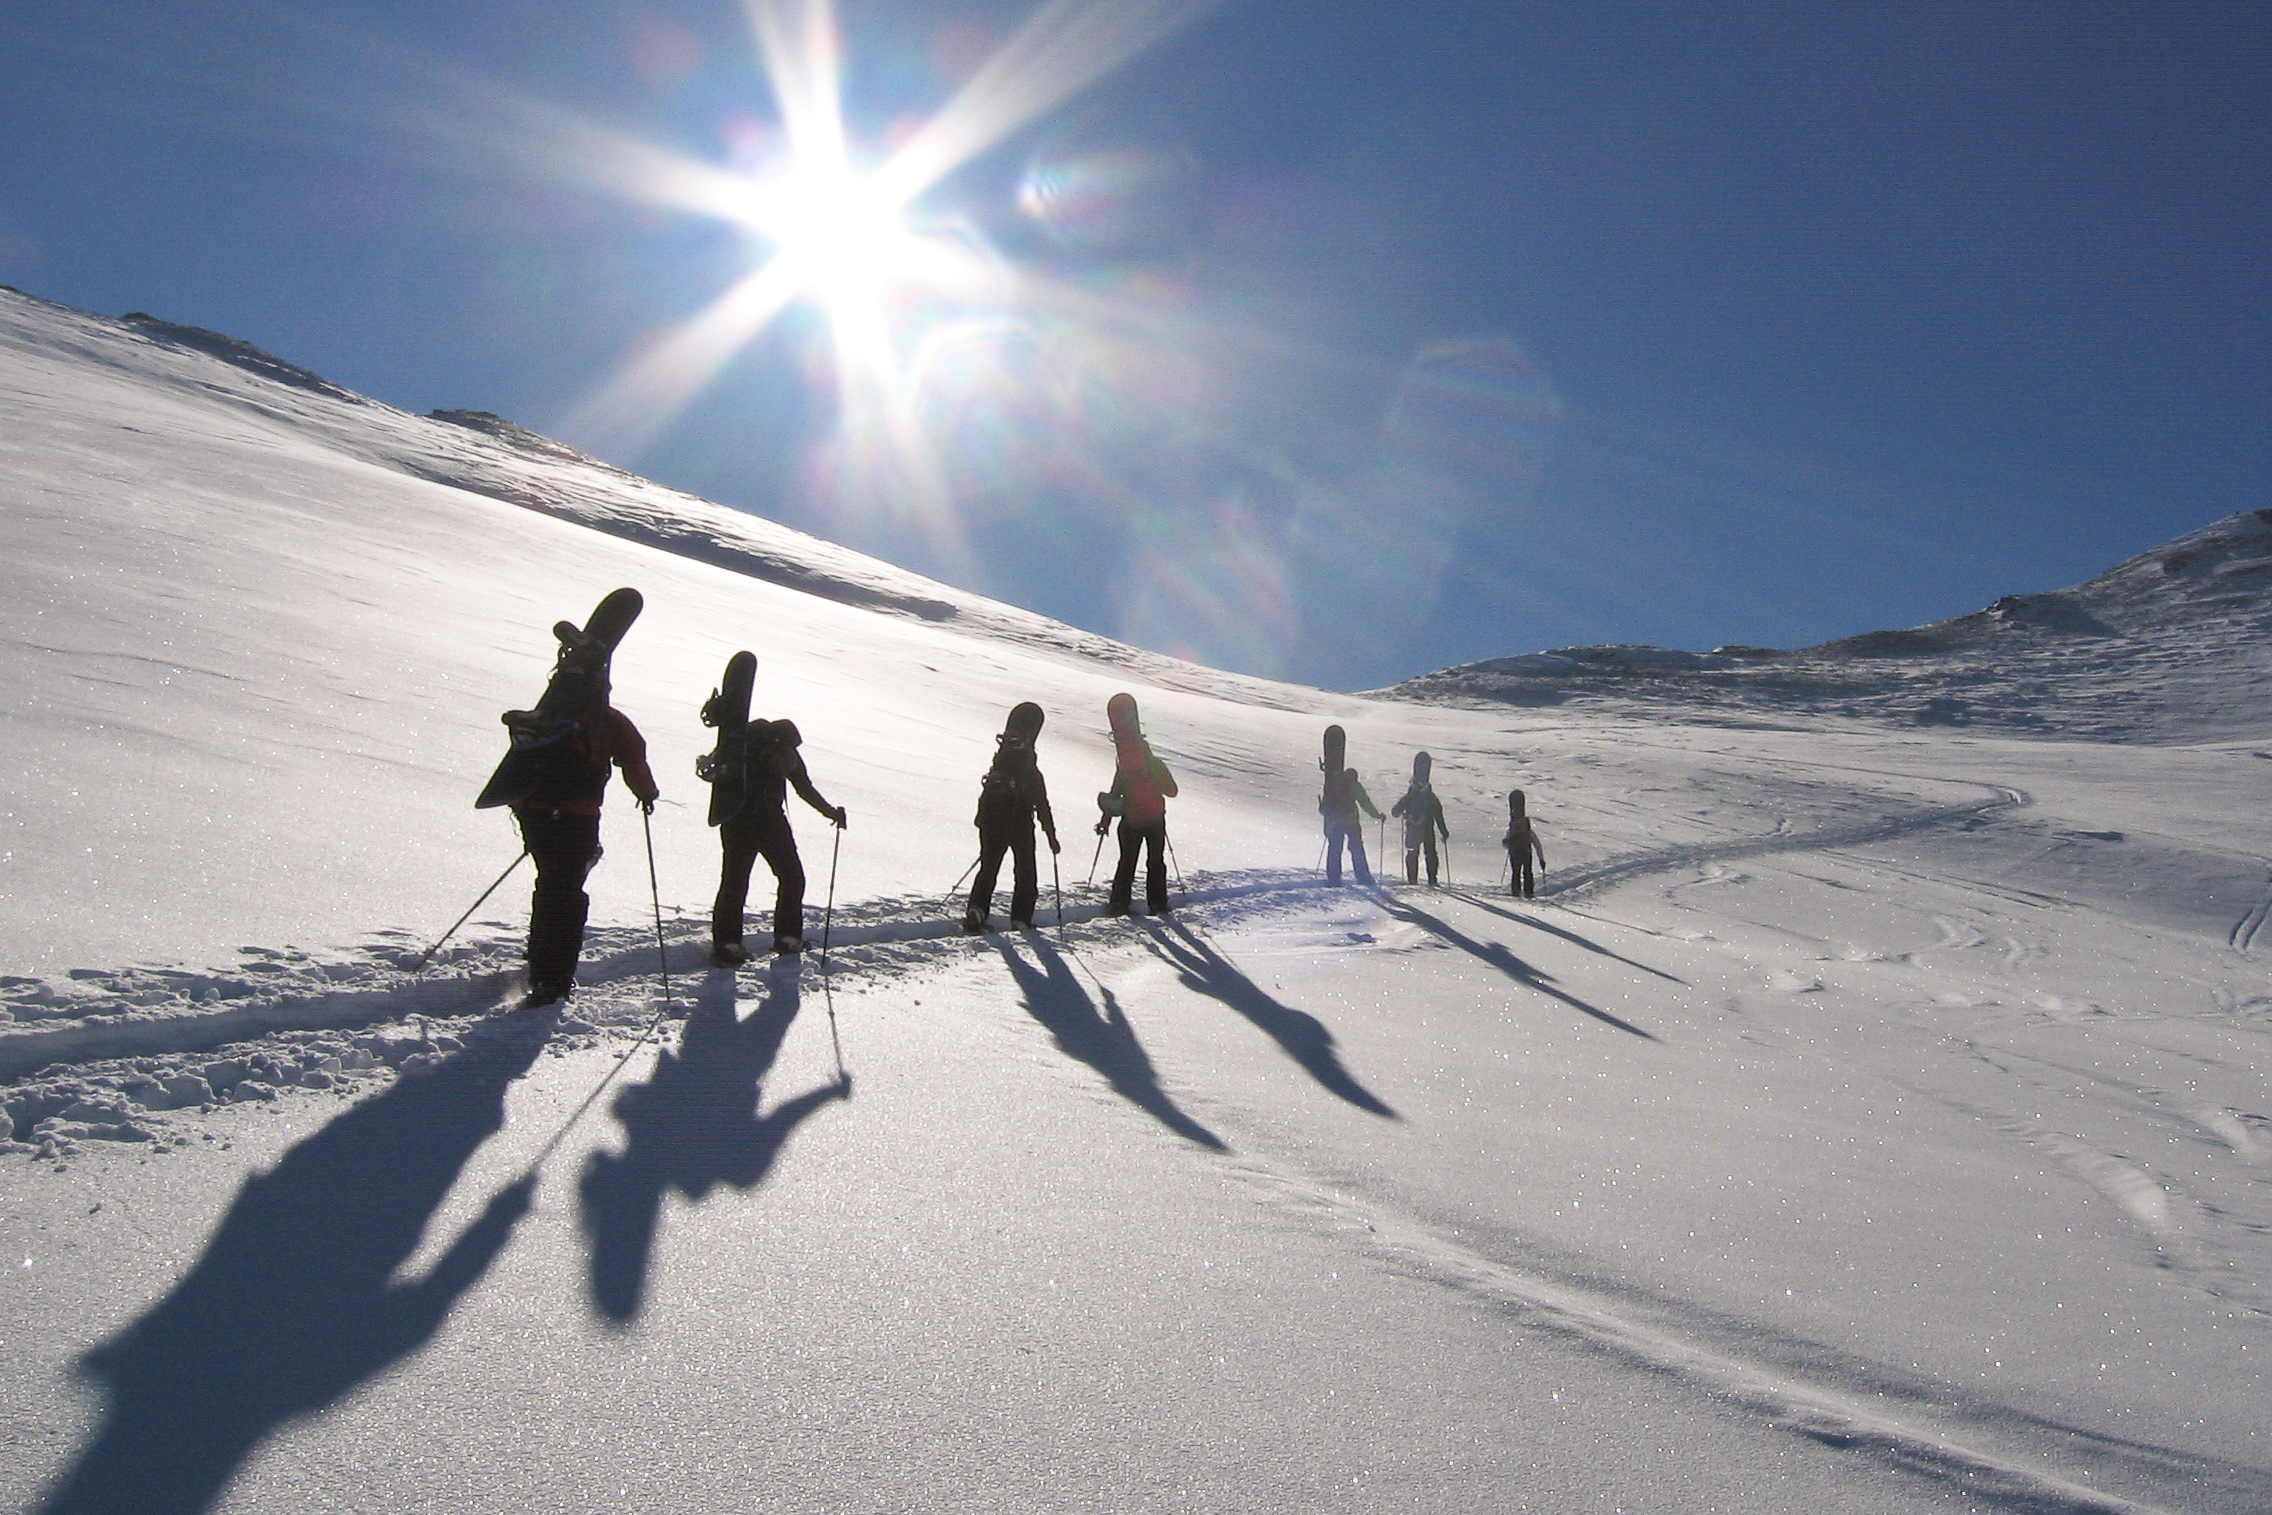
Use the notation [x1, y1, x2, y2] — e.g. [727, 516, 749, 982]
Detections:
[3, 288, 2269, 1514]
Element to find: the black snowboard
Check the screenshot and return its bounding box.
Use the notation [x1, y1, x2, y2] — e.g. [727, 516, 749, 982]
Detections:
[698, 650, 758, 826]
[474, 587, 644, 810]
[1322, 723, 1346, 772]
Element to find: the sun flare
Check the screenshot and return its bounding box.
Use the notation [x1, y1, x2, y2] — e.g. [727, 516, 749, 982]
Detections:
[559, 0, 1217, 478]
[745, 163, 913, 304]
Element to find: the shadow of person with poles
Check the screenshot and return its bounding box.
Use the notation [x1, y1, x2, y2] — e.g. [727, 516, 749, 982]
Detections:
[33, 1036, 545, 1515]
[1442, 889, 1687, 985]
[1376, 896, 1659, 1041]
[578, 958, 850, 1324]
[995, 934, 1227, 1151]
[1138, 919, 1399, 1119]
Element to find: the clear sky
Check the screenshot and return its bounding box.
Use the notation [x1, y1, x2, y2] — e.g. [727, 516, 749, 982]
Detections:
[3, 0, 2264, 690]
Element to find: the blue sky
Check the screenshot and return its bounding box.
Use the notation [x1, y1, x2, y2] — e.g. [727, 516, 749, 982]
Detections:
[2, 0, 2264, 689]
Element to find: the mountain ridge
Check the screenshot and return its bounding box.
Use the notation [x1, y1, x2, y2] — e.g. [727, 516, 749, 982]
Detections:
[1379, 508, 2272, 742]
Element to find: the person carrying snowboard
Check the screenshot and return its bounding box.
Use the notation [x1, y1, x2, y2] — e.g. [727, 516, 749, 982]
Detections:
[1318, 724, 1383, 886]
[1095, 693, 1178, 916]
[709, 715, 847, 961]
[964, 702, 1061, 933]
[1503, 789, 1546, 899]
[507, 621, 659, 1009]
[1390, 751, 1451, 886]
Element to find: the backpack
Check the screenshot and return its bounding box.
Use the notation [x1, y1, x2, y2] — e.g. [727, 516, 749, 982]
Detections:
[976, 739, 1034, 827]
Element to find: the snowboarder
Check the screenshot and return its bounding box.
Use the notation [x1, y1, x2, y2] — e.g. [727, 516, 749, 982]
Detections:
[1390, 751, 1451, 886]
[1318, 724, 1383, 886]
[964, 702, 1061, 933]
[1095, 693, 1178, 916]
[1503, 789, 1546, 899]
[707, 713, 847, 961]
[500, 604, 659, 1008]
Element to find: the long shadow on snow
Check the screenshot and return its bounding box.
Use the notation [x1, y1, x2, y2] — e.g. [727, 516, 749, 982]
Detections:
[578, 960, 851, 1323]
[1440, 888, 1685, 984]
[1137, 919, 1399, 1118]
[1376, 897, 1658, 1042]
[33, 1035, 545, 1515]
[997, 935, 1227, 1150]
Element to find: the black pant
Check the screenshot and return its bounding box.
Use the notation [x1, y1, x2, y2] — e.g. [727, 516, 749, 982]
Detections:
[714, 808, 804, 945]
[518, 808, 602, 990]
[970, 822, 1039, 925]
[1405, 834, 1439, 885]
[1110, 819, 1169, 913]
[1324, 822, 1371, 886]
[1510, 849, 1535, 898]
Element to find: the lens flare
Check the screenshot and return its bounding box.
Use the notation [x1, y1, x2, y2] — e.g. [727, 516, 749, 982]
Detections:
[1018, 118, 1200, 254]
[1351, 336, 1565, 632]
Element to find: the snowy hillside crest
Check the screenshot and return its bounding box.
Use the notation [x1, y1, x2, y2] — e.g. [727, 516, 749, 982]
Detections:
[1387, 509, 2272, 742]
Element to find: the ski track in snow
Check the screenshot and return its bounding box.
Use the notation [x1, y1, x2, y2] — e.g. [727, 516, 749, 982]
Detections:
[1541, 784, 2030, 904]
[1216, 1159, 2226, 1515]
[0, 771, 2031, 1083]
[2228, 872, 2272, 954]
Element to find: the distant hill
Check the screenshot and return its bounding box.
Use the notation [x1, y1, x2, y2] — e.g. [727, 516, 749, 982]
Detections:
[1378, 510, 2272, 744]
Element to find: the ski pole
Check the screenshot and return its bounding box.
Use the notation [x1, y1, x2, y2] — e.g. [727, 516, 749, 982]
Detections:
[1051, 845, 1064, 927]
[822, 823, 845, 1078]
[1166, 833, 1186, 900]
[823, 824, 842, 959]
[640, 808, 675, 1016]
[1087, 827, 1107, 886]
[412, 849, 528, 972]
[945, 854, 979, 907]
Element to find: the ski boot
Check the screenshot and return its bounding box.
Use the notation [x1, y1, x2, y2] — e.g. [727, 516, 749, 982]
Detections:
[516, 979, 571, 1012]
[772, 934, 807, 955]
[710, 941, 750, 966]
[961, 910, 988, 935]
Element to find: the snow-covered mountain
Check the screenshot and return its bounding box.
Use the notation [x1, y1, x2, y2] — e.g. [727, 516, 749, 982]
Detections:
[1383, 510, 2272, 743]
[4, 286, 2269, 1515]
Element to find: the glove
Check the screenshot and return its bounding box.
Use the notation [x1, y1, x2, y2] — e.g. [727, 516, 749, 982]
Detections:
[1093, 817, 1109, 837]
[1048, 833, 1062, 855]
[639, 795, 657, 816]
[831, 806, 849, 829]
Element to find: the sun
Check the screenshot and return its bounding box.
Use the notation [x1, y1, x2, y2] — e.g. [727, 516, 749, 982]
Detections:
[746, 161, 921, 310]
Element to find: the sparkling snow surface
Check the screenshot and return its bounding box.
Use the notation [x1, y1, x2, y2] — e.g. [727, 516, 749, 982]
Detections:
[2, 289, 2268, 1514]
